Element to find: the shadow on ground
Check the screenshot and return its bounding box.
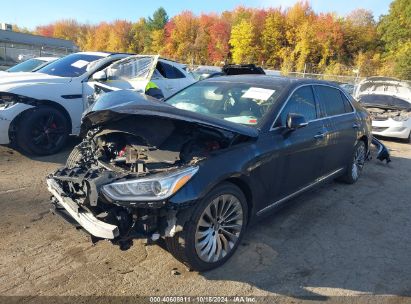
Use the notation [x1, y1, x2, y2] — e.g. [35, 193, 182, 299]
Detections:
[201, 152, 411, 299]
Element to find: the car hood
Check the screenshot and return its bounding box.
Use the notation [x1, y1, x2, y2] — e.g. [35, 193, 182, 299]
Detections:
[0, 72, 71, 89]
[82, 90, 259, 138]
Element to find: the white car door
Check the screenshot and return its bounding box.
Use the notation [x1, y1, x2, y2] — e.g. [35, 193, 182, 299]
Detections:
[96, 55, 159, 94]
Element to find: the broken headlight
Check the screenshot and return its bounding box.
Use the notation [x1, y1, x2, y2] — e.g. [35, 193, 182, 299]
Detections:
[0, 93, 18, 109]
[101, 166, 199, 202]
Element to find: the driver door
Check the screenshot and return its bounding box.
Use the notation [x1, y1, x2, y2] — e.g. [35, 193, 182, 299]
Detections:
[266, 85, 328, 200]
[90, 55, 159, 94]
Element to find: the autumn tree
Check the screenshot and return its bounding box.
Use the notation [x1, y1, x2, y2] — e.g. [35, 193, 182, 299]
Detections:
[128, 18, 151, 53]
[166, 11, 199, 62]
[261, 9, 285, 68]
[35, 24, 55, 37]
[229, 19, 256, 63]
[208, 19, 231, 64]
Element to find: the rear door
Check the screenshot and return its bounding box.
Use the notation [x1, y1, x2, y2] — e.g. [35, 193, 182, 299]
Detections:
[313, 85, 358, 175]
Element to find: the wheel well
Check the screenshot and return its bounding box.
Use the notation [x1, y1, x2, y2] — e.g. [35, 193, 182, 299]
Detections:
[9, 101, 72, 142]
[225, 177, 253, 222]
[359, 135, 368, 151]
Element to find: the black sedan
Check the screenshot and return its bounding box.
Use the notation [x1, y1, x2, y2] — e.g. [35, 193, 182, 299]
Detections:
[48, 75, 376, 271]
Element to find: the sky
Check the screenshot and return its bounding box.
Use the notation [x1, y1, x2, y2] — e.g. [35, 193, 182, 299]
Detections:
[0, 0, 393, 30]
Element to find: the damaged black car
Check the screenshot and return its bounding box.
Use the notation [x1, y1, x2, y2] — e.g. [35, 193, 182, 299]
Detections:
[47, 75, 389, 271]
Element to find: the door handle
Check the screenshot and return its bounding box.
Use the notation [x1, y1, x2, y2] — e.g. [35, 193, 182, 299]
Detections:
[314, 133, 326, 139]
[353, 123, 360, 129]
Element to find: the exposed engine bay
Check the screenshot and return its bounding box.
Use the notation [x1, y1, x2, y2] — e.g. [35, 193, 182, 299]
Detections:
[366, 107, 411, 121]
[48, 115, 249, 248]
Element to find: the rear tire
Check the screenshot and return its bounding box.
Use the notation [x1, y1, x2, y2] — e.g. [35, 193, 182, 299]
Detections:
[338, 141, 366, 184]
[165, 182, 248, 272]
[16, 106, 69, 156]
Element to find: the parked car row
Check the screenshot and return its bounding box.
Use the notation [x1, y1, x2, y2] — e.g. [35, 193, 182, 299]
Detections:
[0, 52, 196, 155]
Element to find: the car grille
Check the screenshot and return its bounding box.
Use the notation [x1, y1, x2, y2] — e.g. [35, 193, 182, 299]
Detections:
[372, 127, 388, 132]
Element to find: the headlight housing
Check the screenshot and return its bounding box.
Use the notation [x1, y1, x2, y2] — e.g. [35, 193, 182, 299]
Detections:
[0, 93, 19, 109]
[101, 166, 199, 202]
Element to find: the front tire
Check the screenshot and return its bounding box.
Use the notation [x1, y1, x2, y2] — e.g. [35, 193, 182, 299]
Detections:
[165, 182, 248, 272]
[339, 141, 366, 184]
[16, 106, 69, 156]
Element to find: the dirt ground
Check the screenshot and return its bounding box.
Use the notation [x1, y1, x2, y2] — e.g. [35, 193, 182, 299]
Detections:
[0, 137, 411, 302]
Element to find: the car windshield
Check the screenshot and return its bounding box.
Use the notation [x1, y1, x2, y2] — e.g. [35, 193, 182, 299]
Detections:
[359, 94, 411, 109]
[165, 80, 285, 126]
[37, 53, 105, 77]
[6, 58, 45, 72]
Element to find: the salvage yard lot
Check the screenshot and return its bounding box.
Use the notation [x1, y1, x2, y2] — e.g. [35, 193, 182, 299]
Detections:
[0, 139, 410, 299]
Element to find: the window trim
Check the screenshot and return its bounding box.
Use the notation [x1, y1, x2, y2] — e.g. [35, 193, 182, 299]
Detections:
[270, 83, 356, 131]
[274, 85, 318, 128]
[312, 84, 355, 118]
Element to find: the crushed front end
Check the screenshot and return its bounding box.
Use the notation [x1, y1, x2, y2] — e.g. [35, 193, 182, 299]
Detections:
[47, 110, 246, 248]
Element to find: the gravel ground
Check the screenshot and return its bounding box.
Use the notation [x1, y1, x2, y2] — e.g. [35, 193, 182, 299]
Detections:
[0, 138, 410, 302]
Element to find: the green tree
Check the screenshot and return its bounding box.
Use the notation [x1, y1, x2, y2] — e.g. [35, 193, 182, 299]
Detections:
[378, 0, 411, 79]
[229, 19, 256, 64]
[378, 0, 411, 50]
[129, 18, 151, 53]
[148, 7, 169, 30]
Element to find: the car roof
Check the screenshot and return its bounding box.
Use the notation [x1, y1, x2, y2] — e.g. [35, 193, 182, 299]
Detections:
[200, 74, 340, 88]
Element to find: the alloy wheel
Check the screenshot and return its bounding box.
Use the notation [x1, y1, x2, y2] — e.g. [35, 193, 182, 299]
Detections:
[195, 194, 244, 263]
[352, 144, 366, 180]
[30, 114, 66, 150]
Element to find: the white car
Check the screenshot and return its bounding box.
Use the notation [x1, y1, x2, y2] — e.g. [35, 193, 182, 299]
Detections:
[0, 52, 131, 155]
[4, 57, 59, 73]
[88, 55, 195, 104]
[355, 77, 411, 142]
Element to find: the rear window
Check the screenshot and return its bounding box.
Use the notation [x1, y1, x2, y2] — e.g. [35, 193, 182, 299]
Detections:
[157, 62, 186, 79]
[315, 85, 352, 117]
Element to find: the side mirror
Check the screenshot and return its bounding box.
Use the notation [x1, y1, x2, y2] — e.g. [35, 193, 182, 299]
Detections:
[286, 113, 308, 130]
[92, 70, 107, 82]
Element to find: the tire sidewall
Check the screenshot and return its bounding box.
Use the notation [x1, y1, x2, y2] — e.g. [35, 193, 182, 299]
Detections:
[182, 182, 248, 271]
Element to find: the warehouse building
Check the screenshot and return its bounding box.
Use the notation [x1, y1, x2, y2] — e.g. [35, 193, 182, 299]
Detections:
[0, 23, 78, 67]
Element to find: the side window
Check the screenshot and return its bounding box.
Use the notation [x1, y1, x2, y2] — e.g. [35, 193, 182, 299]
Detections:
[315, 86, 348, 117]
[276, 86, 317, 127]
[340, 91, 354, 113]
[157, 62, 186, 79]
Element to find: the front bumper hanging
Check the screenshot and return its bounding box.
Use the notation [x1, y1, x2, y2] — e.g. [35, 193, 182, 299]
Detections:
[47, 178, 119, 239]
[371, 136, 391, 163]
